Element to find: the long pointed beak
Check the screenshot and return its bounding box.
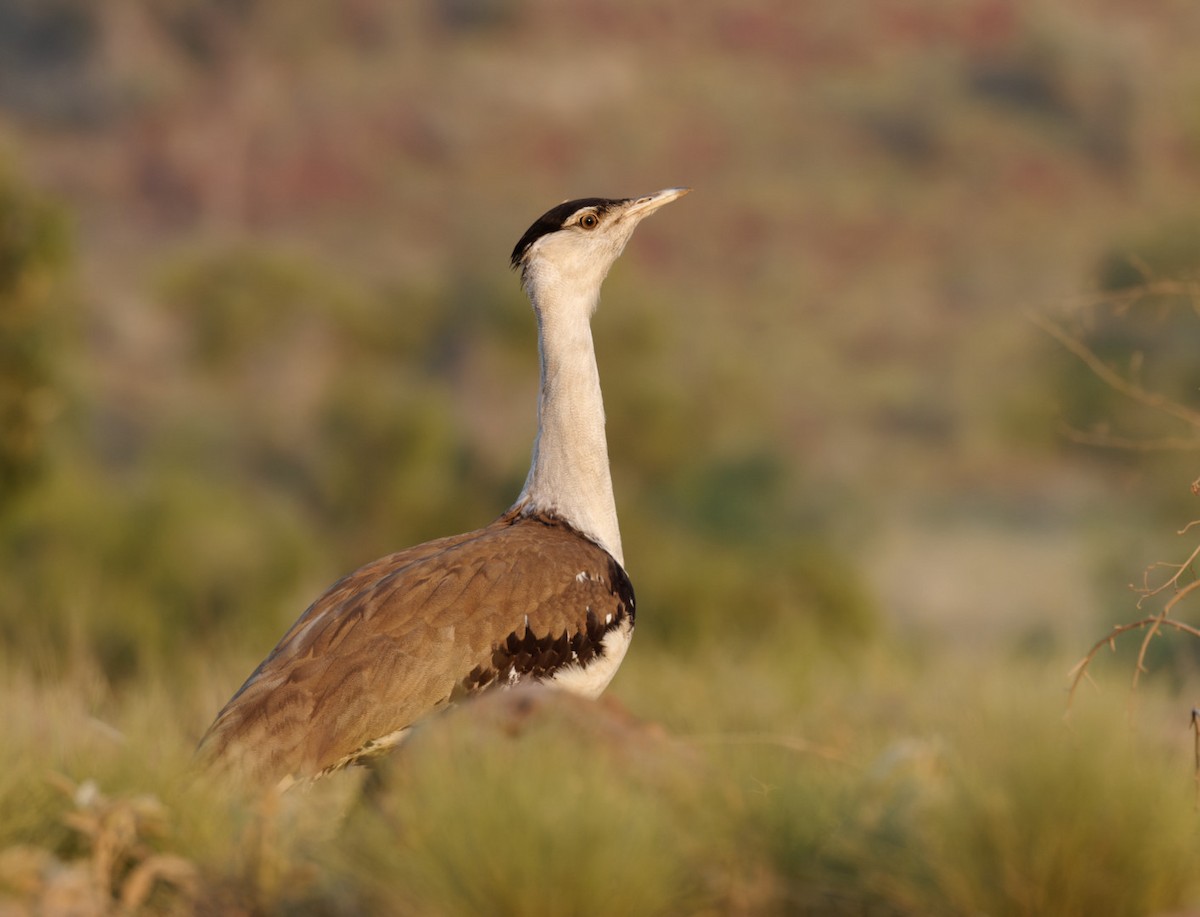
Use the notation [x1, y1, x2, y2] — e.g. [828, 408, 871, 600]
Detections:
[624, 187, 691, 221]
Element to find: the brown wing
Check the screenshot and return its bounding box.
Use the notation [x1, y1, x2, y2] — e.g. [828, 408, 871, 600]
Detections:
[197, 509, 635, 788]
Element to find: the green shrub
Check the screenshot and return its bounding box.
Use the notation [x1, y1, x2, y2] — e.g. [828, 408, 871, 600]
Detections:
[0, 167, 71, 511]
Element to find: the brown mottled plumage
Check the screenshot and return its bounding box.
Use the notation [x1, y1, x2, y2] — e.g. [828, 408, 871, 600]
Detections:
[198, 510, 634, 788]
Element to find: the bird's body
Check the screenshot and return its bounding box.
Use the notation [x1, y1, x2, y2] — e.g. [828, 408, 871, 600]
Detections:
[201, 508, 634, 788]
[198, 188, 689, 789]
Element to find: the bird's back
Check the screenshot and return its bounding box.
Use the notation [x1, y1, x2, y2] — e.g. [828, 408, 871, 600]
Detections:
[197, 508, 635, 789]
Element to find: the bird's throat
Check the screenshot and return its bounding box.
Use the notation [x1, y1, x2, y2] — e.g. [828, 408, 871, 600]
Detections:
[516, 296, 623, 567]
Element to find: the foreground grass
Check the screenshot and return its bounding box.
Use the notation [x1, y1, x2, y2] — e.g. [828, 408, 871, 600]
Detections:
[3, 634, 1198, 916]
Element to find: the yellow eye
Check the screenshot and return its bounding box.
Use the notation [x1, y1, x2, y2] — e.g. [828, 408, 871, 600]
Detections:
[579, 212, 599, 230]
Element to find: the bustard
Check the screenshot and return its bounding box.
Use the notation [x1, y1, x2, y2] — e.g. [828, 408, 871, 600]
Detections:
[198, 188, 690, 789]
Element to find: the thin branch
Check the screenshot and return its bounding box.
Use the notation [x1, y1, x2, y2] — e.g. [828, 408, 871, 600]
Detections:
[1058, 425, 1200, 452]
[1042, 290, 1200, 726]
[1135, 546, 1200, 605]
[1067, 616, 1200, 709]
[1163, 577, 1200, 615]
[1030, 312, 1200, 430]
[1056, 280, 1200, 315]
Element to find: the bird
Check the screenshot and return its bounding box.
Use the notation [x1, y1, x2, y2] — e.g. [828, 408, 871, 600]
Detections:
[197, 187, 690, 790]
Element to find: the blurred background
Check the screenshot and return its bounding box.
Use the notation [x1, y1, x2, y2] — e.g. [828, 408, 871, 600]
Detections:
[3, 1, 1200, 914]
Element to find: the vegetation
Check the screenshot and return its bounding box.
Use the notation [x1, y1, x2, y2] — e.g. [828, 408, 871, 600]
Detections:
[3, 1, 1200, 914]
[0, 165, 68, 509]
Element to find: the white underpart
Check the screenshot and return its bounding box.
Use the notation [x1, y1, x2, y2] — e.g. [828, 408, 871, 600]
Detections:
[548, 618, 634, 698]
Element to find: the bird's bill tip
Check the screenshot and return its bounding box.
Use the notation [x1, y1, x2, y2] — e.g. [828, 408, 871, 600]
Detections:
[626, 187, 691, 218]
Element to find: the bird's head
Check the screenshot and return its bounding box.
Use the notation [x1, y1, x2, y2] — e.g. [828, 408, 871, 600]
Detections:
[511, 188, 690, 311]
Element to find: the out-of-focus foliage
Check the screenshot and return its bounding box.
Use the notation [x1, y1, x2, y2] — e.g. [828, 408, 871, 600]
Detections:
[0, 166, 69, 511]
[4, 656, 1197, 916]
[0, 207, 871, 683]
[0, 464, 315, 682]
[1050, 221, 1200, 450]
[0, 0, 103, 125]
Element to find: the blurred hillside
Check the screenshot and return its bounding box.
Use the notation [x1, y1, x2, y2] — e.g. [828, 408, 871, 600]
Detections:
[3, 2, 1200, 913]
[4, 0, 1198, 652]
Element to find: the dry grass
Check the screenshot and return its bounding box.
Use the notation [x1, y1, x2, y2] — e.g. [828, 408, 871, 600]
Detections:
[3, 642, 1199, 915]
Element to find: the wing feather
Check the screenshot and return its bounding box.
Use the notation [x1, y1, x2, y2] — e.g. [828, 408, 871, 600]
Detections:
[198, 510, 634, 787]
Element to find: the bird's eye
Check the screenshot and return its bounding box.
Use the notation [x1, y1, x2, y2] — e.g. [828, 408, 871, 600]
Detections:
[579, 213, 599, 230]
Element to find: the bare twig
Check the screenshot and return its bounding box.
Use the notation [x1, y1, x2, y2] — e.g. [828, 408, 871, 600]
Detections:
[1058, 425, 1200, 452]
[1068, 537, 1200, 708]
[1134, 545, 1200, 607]
[1037, 288, 1200, 782]
[1056, 280, 1200, 315]
[1068, 616, 1200, 709]
[1131, 580, 1200, 693]
[1030, 312, 1200, 430]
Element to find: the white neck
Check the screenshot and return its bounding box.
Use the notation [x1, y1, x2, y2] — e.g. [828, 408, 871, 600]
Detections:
[513, 281, 623, 567]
